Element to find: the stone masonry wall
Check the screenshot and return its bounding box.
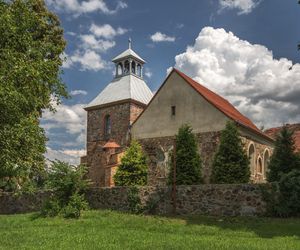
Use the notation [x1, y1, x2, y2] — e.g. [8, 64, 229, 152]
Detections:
[0, 184, 269, 216]
[86, 101, 145, 187]
[138, 131, 221, 185]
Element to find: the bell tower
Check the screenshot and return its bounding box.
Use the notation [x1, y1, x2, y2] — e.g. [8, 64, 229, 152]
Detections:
[83, 40, 153, 187]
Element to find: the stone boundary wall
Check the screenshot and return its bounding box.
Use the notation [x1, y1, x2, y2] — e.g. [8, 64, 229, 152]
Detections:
[0, 184, 269, 216]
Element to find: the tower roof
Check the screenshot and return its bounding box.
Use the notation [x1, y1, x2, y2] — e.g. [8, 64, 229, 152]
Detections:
[112, 48, 145, 63]
[84, 74, 153, 110]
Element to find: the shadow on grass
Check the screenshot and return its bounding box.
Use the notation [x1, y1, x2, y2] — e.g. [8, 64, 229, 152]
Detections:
[179, 214, 300, 239]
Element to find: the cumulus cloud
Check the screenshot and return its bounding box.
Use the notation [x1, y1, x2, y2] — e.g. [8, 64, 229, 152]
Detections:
[90, 24, 128, 39]
[46, 0, 127, 16]
[171, 27, 300, 128]
[64, 50, 107, 71]
[150, 32, 175, 42]
[42, 102, 86, 143]
[64, 23, 127, 71]
[70, 90, 88, 96]
[45, 147, 86, 165]
[219, 0, 260, 15]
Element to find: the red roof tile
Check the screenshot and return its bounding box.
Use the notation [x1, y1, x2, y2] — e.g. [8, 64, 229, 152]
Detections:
[173, 69, 272, 140]
[103, 141, 120, 148]
[265, 124, 300, 152]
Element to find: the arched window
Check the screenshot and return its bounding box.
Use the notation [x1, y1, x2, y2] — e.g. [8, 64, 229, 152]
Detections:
[257, 157, 262, 174]
[104, 115, 111, 138]
[248, 143, 255, 176]
[117, 63, 123, 76]
[124, 60, 130, 74]
[137, 64, 141, 77]
[131, 61, 136, 74]
[263, 149, 270, 178]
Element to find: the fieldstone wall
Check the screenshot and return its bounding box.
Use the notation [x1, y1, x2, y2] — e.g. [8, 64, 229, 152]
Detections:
[0, 191, 50, 214]
[138, 131, 221, 185]
[86, 101, 145, 187]
[87, 184, 268, 216]
[0, 184, 269, 216]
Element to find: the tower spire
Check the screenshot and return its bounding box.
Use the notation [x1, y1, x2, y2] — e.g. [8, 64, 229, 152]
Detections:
[128, 37, 132, 49]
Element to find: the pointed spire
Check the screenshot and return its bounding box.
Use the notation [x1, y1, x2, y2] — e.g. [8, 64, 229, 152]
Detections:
[128, 37, 132, 49]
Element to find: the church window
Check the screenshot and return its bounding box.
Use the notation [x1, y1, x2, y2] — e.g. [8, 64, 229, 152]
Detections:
[117, 63, 123, 76]
[104, 115, 111, 139]
[131, 61, 136, 74]
[171, 106, 176, 116]
[124, 60, 130, 74]
[263, 149, 270, 178]
[137, 64, 142, 77]
[257, 157, 263, 174]
[248, 143, 255, 175]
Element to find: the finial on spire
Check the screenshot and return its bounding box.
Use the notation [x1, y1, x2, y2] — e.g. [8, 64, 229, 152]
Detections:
[128, 37, 132, 49]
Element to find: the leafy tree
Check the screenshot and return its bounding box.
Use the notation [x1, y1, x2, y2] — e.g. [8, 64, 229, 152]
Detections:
[169, 124, 202, 185]
[114, 140, 148, 186]
[41, 161, 90, 219]
[211, 121, 250, 184]
[267, 126, 300, 182]
[0, 0, 67, 191]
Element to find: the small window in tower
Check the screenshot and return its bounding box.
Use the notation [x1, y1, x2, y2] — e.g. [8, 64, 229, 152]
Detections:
[124, 60, 130, 74]
[131, 61, 136, 74]
[171, 106, 176, 116]
[117, 63, 123, 76]
[104, 115, 111, 139]
[137, 64, 141, 77]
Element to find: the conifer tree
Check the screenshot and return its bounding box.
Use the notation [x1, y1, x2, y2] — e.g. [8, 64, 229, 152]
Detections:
[114, 140, 148, 186]
[169, 124, 202, 185]
[267, 126, 300, 182]
[211, 121, 250, 184]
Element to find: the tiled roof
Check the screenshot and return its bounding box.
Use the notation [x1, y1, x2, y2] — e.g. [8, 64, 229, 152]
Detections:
[265, 124, 300, 152]
[103, 141, 121, 148]
[173, 69, 272, 140]
[85, 74, 153, 110]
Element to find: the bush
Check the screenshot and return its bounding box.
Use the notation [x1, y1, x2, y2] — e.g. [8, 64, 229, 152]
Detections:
[267, 126, 300, 182]
[114, 140, 148, 186]
[211, 121, 250, 184]
[41, 161, 90, 219]
[276, 169, 300, 217]
[169, 124, 202, 185]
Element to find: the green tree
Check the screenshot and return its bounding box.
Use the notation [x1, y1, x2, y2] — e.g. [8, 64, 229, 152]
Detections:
[211, 121, 250, 184]
[267, 126, 300, 182]
[169, 124, 202, 185]
[114, 140, 148, 186]
[41, 161, 90, 219]
[276, 169, 300, 217]
[0, 0, 67, 191]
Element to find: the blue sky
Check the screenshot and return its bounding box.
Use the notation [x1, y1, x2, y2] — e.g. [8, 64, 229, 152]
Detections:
[42, 0, 300, 164]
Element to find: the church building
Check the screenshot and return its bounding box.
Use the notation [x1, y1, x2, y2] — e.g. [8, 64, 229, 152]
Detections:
[82, 42, 274, 187]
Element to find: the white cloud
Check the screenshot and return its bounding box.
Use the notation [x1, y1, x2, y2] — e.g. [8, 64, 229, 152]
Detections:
[63, 23, 128, 71]
[70, 90, 88, 96]
[219, 0, 260, 15]
[65, 50, 107, 71]
[45, 147, 86, 166]
[145, 68, 152, 78]
[90, 23, 127, 39]
[46, 0, 127, 16]
[80, 34, 116, 52]
[42, 102, 86, 143]
[171, 27, 300, 128]
[150, 32, 176, 42]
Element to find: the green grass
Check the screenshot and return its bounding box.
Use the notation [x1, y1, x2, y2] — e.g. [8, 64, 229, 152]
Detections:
[0, 210, 299, 250]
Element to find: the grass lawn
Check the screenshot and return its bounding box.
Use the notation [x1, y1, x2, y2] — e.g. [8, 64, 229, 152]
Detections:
[0, 210, 299, 250]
